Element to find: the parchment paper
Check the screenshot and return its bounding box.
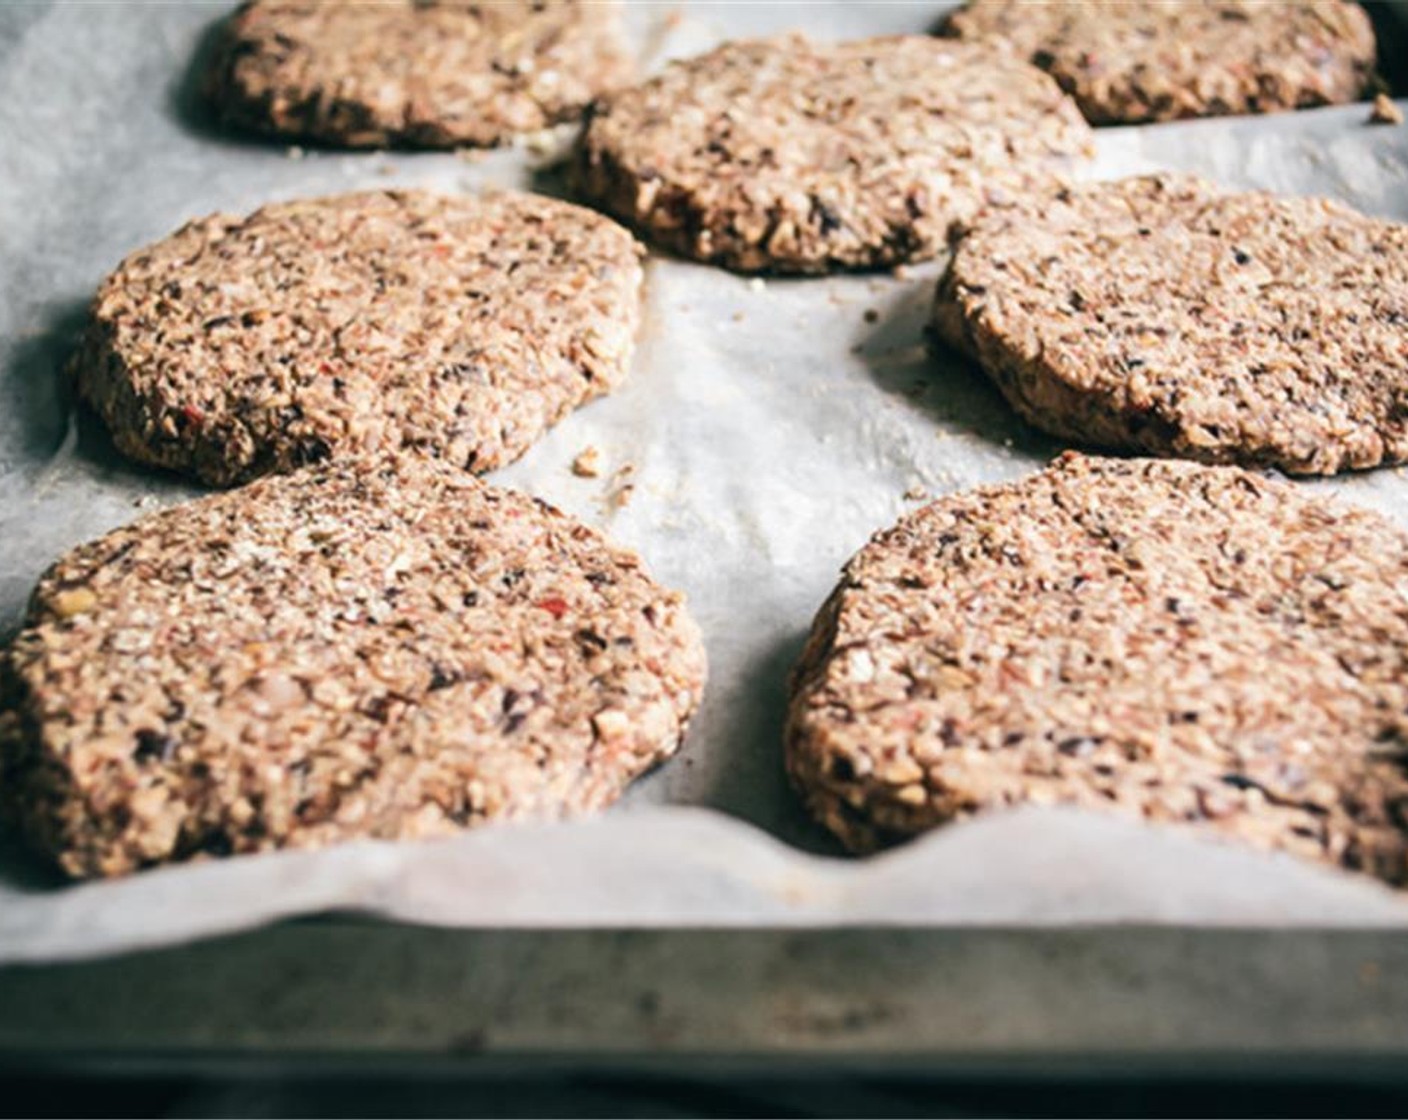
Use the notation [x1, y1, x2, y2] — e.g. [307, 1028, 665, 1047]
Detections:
[3, 1, 1408, 964]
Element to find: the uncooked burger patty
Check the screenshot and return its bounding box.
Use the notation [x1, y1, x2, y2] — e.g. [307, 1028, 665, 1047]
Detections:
[933, 174, 1408, 476]
[0, 454, 707, 879]
[787, 453, 1408, 884]
[207, 0, 630, 148]
[75, 189, 643, 487]
[571, 34, 1093, 274]
[938, 0, 1377, 125]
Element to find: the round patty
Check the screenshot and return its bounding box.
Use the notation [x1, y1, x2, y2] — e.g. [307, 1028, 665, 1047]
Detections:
[0, 454, 707, 879]
[932, 174, 1408, 476]
[938, 0, 1377, 125]
[75, 189, 643, 487]
[207, 0, 630, 148]
[787, 453, 1408, 884]
[570, 34, 1093, 274]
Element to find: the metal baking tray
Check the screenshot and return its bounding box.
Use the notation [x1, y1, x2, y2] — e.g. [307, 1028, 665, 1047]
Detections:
[3, 0, 1408, 1074]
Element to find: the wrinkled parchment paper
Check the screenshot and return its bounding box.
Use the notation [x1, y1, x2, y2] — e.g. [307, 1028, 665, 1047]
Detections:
[3, 2, 1408, 963]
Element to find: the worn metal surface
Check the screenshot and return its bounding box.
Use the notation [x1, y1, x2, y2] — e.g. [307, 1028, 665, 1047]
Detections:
[2, 923, 1408, 1066]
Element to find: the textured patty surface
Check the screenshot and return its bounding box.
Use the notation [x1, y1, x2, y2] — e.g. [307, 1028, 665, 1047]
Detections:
[207, 0, 630, 148]
[933, 174, 1408, 476]
[939, 0, 1376, 125]
[76, 189, 643, 487]
[572, 34, 1092, 274]
[0, 455, 706, 879]
[787, 453, 1408, 885]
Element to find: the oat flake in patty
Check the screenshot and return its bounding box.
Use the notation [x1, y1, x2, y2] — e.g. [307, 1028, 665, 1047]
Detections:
[0, 454, 707, 879]
[571, 34, 1093, 274]
[75, 189, 643, 487]
[787, 453, 1408, 885]
[933, 174, 1408, 476]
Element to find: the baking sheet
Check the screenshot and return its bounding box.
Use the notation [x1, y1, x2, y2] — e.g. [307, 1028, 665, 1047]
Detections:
[3, 0, 1408, 964]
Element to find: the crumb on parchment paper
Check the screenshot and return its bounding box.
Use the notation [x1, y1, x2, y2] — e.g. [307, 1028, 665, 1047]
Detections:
[571, 445, 603, 478]
[1369, 93, 1404, 125]
[609, 463, 636, 510]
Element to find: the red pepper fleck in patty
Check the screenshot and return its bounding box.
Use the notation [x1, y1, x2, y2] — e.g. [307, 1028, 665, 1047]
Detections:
[536, 596, 569, 619]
